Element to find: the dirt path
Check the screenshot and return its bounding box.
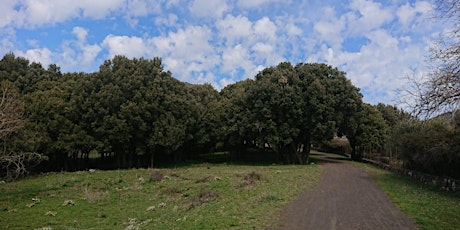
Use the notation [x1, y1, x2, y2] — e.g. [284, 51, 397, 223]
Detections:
[277, 152, 417, 230]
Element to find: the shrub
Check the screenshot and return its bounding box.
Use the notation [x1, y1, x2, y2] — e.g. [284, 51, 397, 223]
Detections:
[393, 115, 460, 179]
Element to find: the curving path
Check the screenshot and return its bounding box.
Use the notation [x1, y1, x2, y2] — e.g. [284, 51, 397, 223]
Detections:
[277, 152, 417, 230]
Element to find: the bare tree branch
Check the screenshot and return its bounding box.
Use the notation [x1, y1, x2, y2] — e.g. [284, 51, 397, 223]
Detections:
[0, 152, 45, 181]
[0, 81, 25, 139]
[405, 0, 460, 118]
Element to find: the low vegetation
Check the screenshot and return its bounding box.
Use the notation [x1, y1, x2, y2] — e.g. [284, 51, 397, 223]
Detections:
[0, 163, 321, 229]
[363, 164, 460, 230]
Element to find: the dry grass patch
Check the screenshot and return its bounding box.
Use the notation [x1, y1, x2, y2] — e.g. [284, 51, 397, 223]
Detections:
[236, 171, 262, 188]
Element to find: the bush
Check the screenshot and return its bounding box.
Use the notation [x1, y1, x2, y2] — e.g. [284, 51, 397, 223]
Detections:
[393, 115, 460, 179]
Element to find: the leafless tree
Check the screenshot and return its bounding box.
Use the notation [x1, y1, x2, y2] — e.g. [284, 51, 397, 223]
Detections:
[0, 152, 45, 181]
[427, 0, 460, 115]
[0, 81, 25, 139]
[404, 0, 460, 118]
[0, 81, 44, 181]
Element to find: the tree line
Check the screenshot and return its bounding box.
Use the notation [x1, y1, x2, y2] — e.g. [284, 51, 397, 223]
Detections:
[1, 53, 459, 180]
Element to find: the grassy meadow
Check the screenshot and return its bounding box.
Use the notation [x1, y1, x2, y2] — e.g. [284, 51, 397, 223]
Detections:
[362, 164, 460, 230]
[0, 163, 322, 229]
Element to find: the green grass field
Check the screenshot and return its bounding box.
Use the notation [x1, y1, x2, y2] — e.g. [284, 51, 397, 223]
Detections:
[0, 163, 322, 229]
[362, 164, 460, 230]
[2, 153, 460, 230]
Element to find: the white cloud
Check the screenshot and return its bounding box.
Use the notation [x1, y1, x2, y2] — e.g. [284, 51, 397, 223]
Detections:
[72, 27, 88, 42]
[1, 0, 126, 28]
[254, 17, 277, 41]
[16, 48, 53, 66]
[154, 13, 179, 27]
[127, 0, 149, 17]
[236, 0, 284, 9]
[313, 7, 346, 49]
[222, 44, 250, 72]
[56, 27, 102, 72]
[219, 78, 236, 88]
[216, 15, 253, 46]
[347, 0, 394, 35]
[19, 0, 80, 27]
[76, 0, 125, 19]
[102, 35, 146, 58]
[150, 25, 220, 83]
[0, 0, 447, 106]
[80, 44, 102, 68]
[189, 0, 228, 18]
[396, 1, 432, 31]
[0, 0, 20, 28]
[286, 23, 302, 36]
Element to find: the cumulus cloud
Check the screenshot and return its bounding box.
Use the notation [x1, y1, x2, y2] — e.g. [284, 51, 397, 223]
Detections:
[72, 27, 88, 42]
[102, 35, 147, 58]
[396, 1, 433, 31]
[16, 48, 53, 66]
[347, 0, 394, 35]
[189, 0, 228, 18]
[216, 15, 253, 46]
[313, 7, 346, 49]
[253, 17, 277, 41]
[0, 0, 446, 105]
[236, 0, 284, 9]
[150, 25, 220, 83]
[0, 0, 134, 28]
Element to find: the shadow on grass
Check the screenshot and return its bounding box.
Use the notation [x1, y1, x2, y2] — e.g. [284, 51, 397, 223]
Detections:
[309, 151, 351, 165]
[159, 150, 351, 169]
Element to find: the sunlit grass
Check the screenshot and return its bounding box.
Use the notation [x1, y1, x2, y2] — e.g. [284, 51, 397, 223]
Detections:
[0, 163, 322, 229]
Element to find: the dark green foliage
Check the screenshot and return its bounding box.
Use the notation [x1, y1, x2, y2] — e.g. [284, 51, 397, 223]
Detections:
[349, 103, 389, 160]
[221, 62, 362, 164]
[0, 53, 394, 172]
[392, 114, 460, 178]
[1, 54, 212, 172]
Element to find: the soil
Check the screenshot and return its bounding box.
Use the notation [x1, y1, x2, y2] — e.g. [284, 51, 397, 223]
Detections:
[276, 152, 418, 230]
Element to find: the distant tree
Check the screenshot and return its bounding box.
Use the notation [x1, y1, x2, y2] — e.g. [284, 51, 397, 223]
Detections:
[249, 62, 303, 163]
[186, 84, 221, 155]
[0, 53, 29, 83]
[295, 63, 361, 163]
[220, 79, 256, 158]
[394, 115, 460, 178]
[223, 62, 362, 164]
[345, 103, 389, 160]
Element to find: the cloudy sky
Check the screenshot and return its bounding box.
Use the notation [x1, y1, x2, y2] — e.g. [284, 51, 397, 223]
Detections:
[0, 0, 446, 105]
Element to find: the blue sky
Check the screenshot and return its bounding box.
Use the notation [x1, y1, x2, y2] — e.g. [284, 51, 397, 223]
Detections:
[0, 0, 445, 106]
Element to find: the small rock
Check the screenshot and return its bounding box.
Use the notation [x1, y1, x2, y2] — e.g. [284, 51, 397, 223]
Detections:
[146, 206, 156, 212]
[26, 203, 35, 208]
[45, 211, 57, 216]
[138, 177, 145, 183]
[63, 200, 76, 206]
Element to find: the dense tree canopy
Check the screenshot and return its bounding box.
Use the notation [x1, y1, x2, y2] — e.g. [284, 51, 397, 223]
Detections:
[1, 53, 458, 179]
[217, 62, 364, 163]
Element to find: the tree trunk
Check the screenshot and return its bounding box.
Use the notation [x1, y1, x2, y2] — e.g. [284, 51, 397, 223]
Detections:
[150, 152, 154, 168]
[300, 140, 311, 164]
